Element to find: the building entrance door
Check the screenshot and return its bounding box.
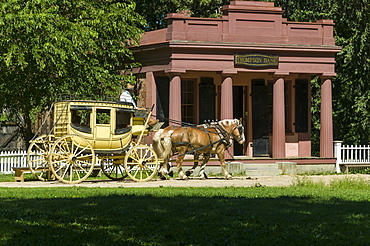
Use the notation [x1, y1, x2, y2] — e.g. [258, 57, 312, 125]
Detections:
[252, 79, 270, 156]
[233, 86, 246, 155]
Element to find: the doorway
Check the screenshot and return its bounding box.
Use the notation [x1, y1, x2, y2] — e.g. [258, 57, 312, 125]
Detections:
[233, 86, 246, 155]
[252, 79, 270, 156]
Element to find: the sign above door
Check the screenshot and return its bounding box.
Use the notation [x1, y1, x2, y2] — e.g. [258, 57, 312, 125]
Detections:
[234, 54, 279, 67]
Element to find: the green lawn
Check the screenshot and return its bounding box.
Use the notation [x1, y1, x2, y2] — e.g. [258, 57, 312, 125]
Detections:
[0, 180, 369, 245]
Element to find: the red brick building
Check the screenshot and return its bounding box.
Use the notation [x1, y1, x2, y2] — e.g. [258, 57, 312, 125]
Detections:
[131, 1, 341, 160]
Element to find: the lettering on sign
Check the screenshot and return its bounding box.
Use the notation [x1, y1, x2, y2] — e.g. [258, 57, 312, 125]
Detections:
[234, 54, 279, 67]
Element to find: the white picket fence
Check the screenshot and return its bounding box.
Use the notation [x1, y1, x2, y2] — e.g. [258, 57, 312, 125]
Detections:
[334, 141, 370, 173]
[0, 150, 101, 174]
[0, 150, 28, 174]
[1, 142, 370, 174]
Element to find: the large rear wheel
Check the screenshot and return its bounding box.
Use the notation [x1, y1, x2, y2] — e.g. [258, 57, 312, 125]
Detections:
[27, 135, 55, 181]
[49, 135, 95, 184]
[124, 145, 158, 182]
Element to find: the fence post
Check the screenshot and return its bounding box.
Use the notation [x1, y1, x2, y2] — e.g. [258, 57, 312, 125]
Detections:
[334, 141, 342, 173]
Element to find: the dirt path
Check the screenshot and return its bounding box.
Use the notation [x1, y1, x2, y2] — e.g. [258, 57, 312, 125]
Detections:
[0, 174, 369, 188]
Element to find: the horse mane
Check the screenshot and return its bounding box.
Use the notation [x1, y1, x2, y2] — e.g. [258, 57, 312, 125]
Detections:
[217, 119, 239, 131]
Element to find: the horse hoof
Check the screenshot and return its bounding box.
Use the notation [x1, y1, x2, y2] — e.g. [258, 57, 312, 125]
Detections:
[226, 176, 233, 180]
[168, 171, 174, 177]
[200, 177, 206, 180]
[185, 171, 191, 176]
[183, 176, 189, 180]
[160, 176, 167, 180]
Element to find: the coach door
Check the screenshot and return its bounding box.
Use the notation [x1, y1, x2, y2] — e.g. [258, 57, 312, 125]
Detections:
[94, 108, 113, 149]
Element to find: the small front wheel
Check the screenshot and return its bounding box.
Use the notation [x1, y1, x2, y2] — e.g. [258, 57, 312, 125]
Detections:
[100, 155, 127, 180]
[124, 145, 158, 182]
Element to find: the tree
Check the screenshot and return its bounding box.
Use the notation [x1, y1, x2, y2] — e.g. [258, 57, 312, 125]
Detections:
[0, 0, 146, 146]
[134, 0, 230, 31]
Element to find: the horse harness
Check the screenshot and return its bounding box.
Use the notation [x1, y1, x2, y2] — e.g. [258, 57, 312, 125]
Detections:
[173, 123, 233, 157]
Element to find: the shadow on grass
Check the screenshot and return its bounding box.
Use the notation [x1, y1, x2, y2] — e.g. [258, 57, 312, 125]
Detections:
[0, 187, 369, 245]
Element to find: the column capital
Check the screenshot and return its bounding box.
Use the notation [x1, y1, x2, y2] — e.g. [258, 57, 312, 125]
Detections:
[221, 69, 238, 76]
[273, 71, 289, 78]
[165, 69, 186, 75]
[320, 73, 336, 79]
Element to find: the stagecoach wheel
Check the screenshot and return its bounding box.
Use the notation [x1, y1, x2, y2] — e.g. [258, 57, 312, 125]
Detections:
[100, 156, 128, 180]
[124, 144, 158, 182]
[49, 135, 96, 184]
[27, 135, 55, 181]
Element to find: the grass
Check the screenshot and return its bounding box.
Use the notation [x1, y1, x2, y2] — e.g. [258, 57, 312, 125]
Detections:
[0, 178, 370, 246]
[0, 172, 135, 183]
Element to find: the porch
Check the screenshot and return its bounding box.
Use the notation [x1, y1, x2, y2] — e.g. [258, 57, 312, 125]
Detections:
[172, 156, 336, 177]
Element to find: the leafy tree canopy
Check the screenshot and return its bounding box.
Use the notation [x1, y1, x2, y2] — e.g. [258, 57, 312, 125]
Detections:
[134, 0, 230, 31]
[0, 0, 146, 144]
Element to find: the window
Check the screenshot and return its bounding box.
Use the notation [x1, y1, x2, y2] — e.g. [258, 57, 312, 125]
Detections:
[181, 79, 195, 124]
[155, 76, 170, 126]
[96, 109, 110, 125]
[71, 108, 91, 133]
[115, 109, 131, 135]
[199, 77, 216, 123]
[295, 79, 309, 133]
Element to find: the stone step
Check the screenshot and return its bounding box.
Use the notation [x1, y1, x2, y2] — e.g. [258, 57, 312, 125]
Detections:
[244, 164, 280, 170]
[244, 163, 282, 176]
[245, 169, 283, 176]
[226, 163, 283, 176]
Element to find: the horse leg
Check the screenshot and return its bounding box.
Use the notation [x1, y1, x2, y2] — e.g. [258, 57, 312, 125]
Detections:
[185, 153, 199, 177]
[158, 157, 169, 180]
[167, 161, 174, 177]
[218, 151, 232, 180]
[198, 154, 210, 180]
[176, 154, 188, 180]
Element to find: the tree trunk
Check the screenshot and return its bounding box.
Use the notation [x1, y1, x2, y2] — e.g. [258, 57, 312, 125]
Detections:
[22, 111, 34, 150]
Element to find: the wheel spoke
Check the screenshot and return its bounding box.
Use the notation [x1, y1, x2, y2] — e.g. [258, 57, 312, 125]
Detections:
[75, 168, 82, 180]
[75, 161, 91, 172]
[30, 151, 45, 158]
[144, 164, 156, 172]
[75, 144, 90, 157]
[76, 154, 94, 161]
[34, 144, 46, 154]
[133, 167, 140, 178]
[60, 139, 70, 153]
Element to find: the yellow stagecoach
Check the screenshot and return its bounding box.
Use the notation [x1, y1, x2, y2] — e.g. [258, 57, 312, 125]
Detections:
[27, 96, 162, 184]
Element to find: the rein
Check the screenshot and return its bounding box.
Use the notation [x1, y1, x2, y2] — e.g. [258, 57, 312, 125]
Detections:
[174, 123, 236, 157]
[177, 138, 224, 157]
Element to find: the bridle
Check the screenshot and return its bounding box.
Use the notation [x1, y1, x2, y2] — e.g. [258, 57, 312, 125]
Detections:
[230, 121, 245, 143]
[217, 120, 245, 144]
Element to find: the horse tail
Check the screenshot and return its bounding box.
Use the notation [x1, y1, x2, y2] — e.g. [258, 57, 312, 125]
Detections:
[153, 129, 165, 158]
[162, 129, 174, 160]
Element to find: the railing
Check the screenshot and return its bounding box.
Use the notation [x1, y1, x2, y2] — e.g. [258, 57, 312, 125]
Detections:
[334, 141, 370, 173]
[0, 150, 28, 174]
[0, 150, 101, 175]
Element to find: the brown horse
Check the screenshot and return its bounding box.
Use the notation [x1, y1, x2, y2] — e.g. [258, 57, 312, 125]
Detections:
[153, 119, 245, 180]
